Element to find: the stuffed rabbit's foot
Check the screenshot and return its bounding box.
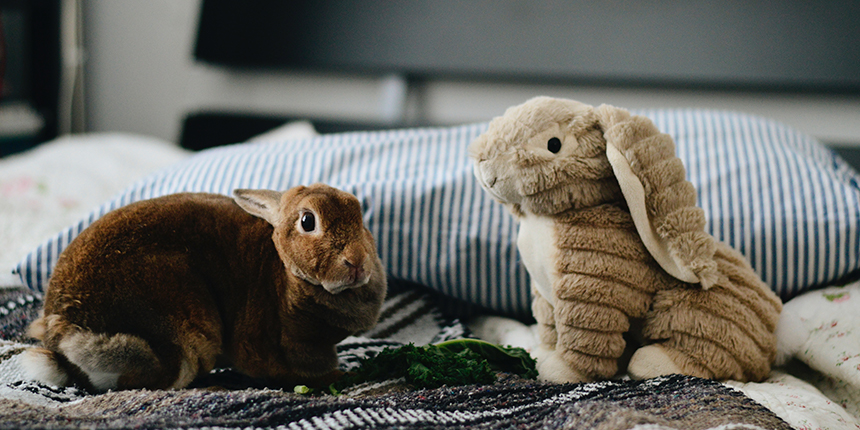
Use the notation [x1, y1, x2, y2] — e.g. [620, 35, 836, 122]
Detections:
[628, 344, 713, 380]
[466, 316, 539, 350]
[533, 345, 589, 383]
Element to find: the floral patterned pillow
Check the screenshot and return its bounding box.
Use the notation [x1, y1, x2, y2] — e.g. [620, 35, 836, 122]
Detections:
[776, 281, 860, 418]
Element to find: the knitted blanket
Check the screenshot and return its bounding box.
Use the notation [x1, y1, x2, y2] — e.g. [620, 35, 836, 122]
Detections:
[0, 285, 791, 430]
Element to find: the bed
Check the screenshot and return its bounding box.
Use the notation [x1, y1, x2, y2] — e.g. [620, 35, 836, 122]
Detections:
[1, 107, 860, 429]
[2, 1, 860, 428]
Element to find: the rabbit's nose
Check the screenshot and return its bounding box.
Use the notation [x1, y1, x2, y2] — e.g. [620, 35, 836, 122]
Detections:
[344, 257, 366, 282]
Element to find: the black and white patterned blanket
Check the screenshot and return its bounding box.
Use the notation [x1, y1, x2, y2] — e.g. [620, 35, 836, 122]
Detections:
[0, 285, 792, 430]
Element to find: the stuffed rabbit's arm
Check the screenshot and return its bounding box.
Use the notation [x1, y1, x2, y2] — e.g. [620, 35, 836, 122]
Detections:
[596, 105, 719, 289]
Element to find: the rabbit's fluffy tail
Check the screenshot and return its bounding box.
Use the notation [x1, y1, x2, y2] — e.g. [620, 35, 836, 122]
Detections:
[22, 317, 162, 391]
[21, 347, 73, 387]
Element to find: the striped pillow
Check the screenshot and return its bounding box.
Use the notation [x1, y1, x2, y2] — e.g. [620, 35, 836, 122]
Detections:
[15, 110, 860, 317]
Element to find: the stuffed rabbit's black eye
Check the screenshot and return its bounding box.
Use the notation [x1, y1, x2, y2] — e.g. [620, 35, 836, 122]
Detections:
[547, 137, 562, 153]
[300, 212, 316, 232]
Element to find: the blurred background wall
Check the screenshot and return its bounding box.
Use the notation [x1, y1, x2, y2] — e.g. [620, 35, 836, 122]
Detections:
[82, 0, 383, 145]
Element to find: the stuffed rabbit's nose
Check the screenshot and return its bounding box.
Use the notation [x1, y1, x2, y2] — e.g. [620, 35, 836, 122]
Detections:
[473, 162, 497, 188]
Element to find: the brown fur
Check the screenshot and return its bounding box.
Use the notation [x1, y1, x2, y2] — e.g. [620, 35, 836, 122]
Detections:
[24, 184, 386, 391]
[470, 97, 781, 383]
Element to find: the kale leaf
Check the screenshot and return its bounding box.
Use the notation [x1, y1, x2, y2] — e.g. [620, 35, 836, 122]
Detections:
[332, 339, 537, 393]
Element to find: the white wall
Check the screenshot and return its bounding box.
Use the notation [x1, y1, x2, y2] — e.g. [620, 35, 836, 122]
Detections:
[82, 0, 860, 146]
[82, 0, 386, 144]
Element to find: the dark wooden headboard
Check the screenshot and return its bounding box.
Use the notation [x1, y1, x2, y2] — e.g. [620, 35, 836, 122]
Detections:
[194, 1, 860, 91]
[183, 1, 860, 150]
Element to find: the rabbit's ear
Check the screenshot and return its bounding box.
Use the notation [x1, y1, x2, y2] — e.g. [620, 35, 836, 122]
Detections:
[233, 189, 285, 227]
[596, 104, 717, 287]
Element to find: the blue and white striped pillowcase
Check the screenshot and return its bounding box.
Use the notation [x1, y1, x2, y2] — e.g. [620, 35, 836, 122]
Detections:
[15, 110, 860, 316]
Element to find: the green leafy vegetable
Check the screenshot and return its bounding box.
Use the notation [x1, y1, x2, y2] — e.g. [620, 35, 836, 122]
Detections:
[332, 339, 537, 393]
[293, 385, 312, 395]
[434, 339, 538, 380]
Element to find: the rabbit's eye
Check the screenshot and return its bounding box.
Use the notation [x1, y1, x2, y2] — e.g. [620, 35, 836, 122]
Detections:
[547, 137, 562, 154]
[300, 212, 316, 232]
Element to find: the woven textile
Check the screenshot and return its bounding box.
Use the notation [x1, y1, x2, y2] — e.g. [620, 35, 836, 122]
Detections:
[0, 284, 793, 430]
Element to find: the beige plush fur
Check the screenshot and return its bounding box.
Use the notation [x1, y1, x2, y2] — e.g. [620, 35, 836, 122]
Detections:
[23, 184, 387, 391]
[469, 97, 781, 383]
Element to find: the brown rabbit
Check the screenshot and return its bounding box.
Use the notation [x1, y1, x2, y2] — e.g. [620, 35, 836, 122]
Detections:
[22, 183, 387, 391]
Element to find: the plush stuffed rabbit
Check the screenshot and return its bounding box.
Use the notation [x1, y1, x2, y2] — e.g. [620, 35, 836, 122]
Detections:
[469, 97, 782, 383]
[23, 183, 387, 391]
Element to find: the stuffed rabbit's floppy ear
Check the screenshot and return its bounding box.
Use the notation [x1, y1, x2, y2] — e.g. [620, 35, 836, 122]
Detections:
[233, 189, 285, 227]
[595, 104, 719, 288]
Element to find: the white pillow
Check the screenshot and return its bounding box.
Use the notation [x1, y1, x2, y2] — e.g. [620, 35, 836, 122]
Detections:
[15, 110, 860, 317]
[0, 133, 189, 286]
